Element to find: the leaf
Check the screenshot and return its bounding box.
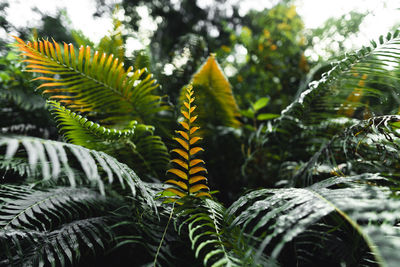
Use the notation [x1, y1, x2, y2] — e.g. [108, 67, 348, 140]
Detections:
[171, 149, 189, 160]
[185, 55, 241, 130]
[227, 175, 400, 266]
[189, 184, 209, 193]
[189, 166, 207, 175]
[167, 168, 188, 180]
[189, 176, 207, 184]
[253, 97, 270, 111]
[189, 147, 204, 157]
[14, 37, 167, 126]
[256, 113, 279, 121]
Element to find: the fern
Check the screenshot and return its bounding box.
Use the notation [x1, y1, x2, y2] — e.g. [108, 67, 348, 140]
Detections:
[14, 36, 167, 126]
[174, 197, 274, 266]
[227, 174, 400, 266]
[278, 30, 400, 132]
[292, 115, 400, 186]
[185, 54, 241, 130]
[164, 84, 211, 200]
[0, 185, 119, 266]
[0, 134, 156, 209]
[49, 100, 169, 177]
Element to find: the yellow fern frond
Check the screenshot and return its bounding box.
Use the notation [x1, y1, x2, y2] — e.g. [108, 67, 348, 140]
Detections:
[181, 54, 241, 132]
[14, 36, 167, 126]
[163, 84, 211, 201]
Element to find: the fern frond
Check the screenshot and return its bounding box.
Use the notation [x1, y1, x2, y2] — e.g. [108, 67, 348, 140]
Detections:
[185, 54, 240, 130]
[0, 185, 111, 231]
[175, 197, 273, 266]
[0, 134, 156, 209]
[278, 29, 400, 132]
[0, 217, 114, 266]
[227, 174, 400, 266]
[49, 100, 136, 148]
[14, 36, 167, 126]
[164, 85, 210, 200]
[49, 100, 169, 178]
[0, 184, 120, 266]
[292, 115, 400, 186]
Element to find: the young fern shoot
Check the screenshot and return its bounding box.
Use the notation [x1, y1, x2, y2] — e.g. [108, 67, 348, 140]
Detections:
[164, 84, 211, 201]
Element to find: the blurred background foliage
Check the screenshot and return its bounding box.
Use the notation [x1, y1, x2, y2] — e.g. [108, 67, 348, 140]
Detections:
[0, 0, 395, 204]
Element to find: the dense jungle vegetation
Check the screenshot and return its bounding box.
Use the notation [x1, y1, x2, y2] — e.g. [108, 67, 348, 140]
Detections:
[1, 0, 400, 266]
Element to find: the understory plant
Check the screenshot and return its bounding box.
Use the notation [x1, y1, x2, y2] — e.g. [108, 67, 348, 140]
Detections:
[2, 26, 400, 267]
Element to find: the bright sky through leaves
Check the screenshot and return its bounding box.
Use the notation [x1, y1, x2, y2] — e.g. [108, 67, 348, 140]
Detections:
[1, 0, 399, 58]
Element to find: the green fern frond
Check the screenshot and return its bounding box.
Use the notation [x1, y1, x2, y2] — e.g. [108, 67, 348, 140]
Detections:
[14, 36, 167, 126]
[0, 134, 156, 209]
[227, 174, 400, 266]
[184, 54, 241, 130]
[0, 185, 120, 266]
[0, 217, 114, 266]
[278, 29, 400, 138]
[164, 85, 211, 200]
[127, 124, 170, 178]
[0, 185, 111, 231]
[175, 197, 272, 267]
[49, 101, 169, 178]
[49, 100, 136, 147]
[292, 115, 400, 186]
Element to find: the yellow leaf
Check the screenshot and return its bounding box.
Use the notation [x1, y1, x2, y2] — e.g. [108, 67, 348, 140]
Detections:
[171, 149, 189, 160]
[165, 188, 187, 197]
[189, 175, 207, 184]
[190, 55, 241, 128]
[184, 101, 190, 109]
[189, 184, 209, 193]
[189, 166, 207, 175]
[190, 106, 196, 113]
[189, 147, 204, 156]
[171, 159, 188, 169]
[189, 159, 204, 167]
[176, 130, 189, 140]
[181, 110, 190, 120]
[190, 115, 198, 123]
[189, 137, 202, 145]
[180, 121, 189, 130]
[173, 137, 189, 150]
[167, 168, 188, 180]
[195, 192, 212, 198]
[165, 179, 188, 190]
[190, 127, 200, 134]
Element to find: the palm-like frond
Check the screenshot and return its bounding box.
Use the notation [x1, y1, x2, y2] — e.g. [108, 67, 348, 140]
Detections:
[185, 54, 241, 130]
[175, 197, 267, 267]
[49, 100, 136, 149]
[278, 30, 400, 132]
[49, 100, 170, 177]
[292, 115, 400, 186]
[14, 36, 167, 126]
[164, 85, 211, 200]
[0, 134, 156, 209]
[0, 185, 119, 266]
[227, 174, 400, 266]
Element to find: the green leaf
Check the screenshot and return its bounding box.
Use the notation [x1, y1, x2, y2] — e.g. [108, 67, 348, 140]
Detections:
[252, 97, 270, 111]
[240, 109, 255, 119]
[257, 113, 279, 121]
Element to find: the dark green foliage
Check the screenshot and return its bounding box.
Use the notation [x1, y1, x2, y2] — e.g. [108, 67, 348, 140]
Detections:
[0, 185, 119, 266]
[2, 1, 400, 266]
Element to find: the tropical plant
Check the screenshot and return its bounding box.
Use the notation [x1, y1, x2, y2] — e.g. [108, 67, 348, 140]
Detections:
[2, 12, 400, 267]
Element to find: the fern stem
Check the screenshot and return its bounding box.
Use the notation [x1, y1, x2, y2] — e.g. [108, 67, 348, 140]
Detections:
[153, 202, 175, 267]
[311, 190, 385, 266]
